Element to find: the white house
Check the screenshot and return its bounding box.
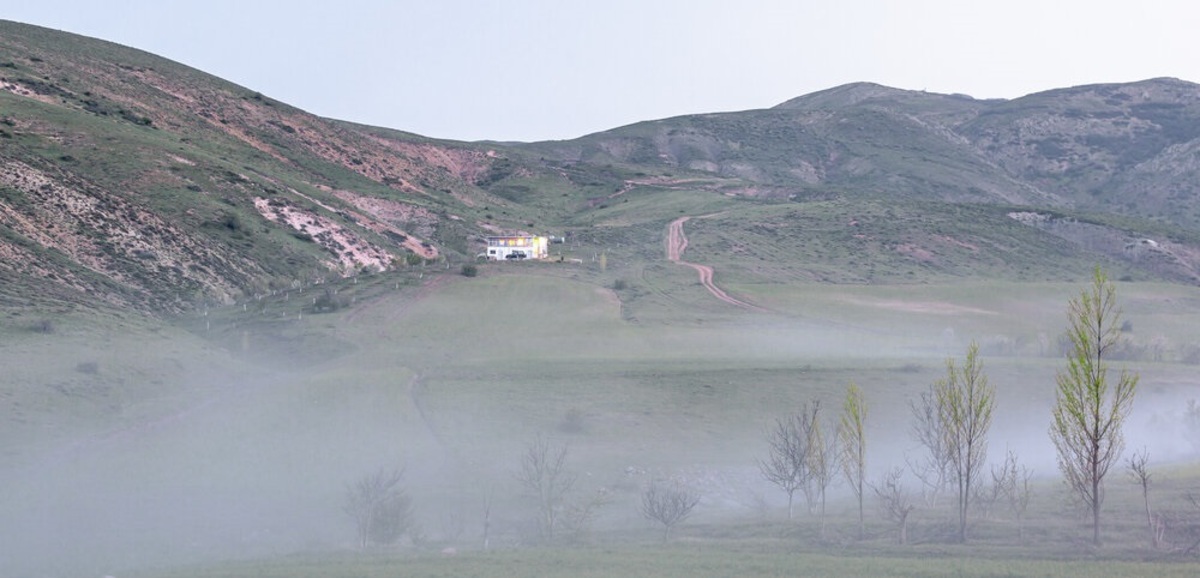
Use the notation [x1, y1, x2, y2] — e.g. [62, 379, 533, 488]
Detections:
[482, 235, 549, 260]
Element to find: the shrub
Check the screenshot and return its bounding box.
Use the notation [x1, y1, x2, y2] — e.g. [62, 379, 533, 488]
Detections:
[641, 481, 700, 542]
[345, 468, 415, 550]
[461, 264, 478, 277]
[311, 290, 342, 313]
[559, 407, 585, 433]
[221, 213, 242, 232]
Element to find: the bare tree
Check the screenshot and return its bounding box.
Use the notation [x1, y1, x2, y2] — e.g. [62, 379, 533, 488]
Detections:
[804, 403, 840, 535]
[481, 489, 494, 551]
[516, 435, 577, 542]
[1050, 267, 1139, 546]
[908, 384, 953, 506]
[990, 450, 1033, 542]
[872, 467, 916, 545]
[1181, 493, 1200, 555]
[344, 467, 414, 550]
[936, 342, 995, 543]
[640, 481, 700, 542]
[1127, 447, 1163, 549]
[796, 404, 821, 515]
[562, 488, 613, 543]
[839, 382, 867, 539]
[759, 409, 812, 520]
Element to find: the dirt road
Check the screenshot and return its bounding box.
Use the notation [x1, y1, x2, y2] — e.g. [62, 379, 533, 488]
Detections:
[666, 216, 762, 311]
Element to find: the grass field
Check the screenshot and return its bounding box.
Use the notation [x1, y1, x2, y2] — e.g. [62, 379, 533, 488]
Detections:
[130, 544, 1200, 578]
[4, 264, 1200, 577]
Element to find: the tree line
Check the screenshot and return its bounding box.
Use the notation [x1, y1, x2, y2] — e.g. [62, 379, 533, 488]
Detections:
[342, 268, 1162, 552]
[760, 268, 1140, 547]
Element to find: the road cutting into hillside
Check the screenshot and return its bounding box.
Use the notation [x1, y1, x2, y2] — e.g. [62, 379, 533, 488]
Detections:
[666, 216, 762, 311]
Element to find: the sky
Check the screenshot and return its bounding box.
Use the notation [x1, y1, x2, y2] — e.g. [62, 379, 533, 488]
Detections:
[6, 1, 1200, 142]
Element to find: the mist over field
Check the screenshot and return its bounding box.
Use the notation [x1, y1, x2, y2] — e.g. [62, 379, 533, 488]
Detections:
[3, 273, 1200, 578]
[6, 18, 1200, 577]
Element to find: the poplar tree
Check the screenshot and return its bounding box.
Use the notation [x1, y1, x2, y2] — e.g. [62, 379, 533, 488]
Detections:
[1050, 267, 1139, 546]
[838, 382, 867, 539]
[935, 342, 995, 543]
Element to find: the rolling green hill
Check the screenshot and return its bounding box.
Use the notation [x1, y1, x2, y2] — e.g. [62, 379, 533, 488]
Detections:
[4, 20, 1200, 320]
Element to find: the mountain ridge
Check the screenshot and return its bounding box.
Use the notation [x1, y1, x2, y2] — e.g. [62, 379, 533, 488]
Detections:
[4, 19, 1200, 318]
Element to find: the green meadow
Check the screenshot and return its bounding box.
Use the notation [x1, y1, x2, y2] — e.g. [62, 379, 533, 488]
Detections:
[6, 263, 1200, 577]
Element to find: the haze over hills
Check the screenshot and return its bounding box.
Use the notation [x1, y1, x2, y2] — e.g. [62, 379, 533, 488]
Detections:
[3, 19, 1200, 316]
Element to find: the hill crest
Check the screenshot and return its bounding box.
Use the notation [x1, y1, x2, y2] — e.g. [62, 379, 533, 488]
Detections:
[4, 19, 1200, 317]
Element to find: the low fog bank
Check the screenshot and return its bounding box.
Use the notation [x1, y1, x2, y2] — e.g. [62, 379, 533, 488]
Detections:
[0, 372, 446, 576]
[5, 285, 1200, 577]
[6, 360, 1195, 578]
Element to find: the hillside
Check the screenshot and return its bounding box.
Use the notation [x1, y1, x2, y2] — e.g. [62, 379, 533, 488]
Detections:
[10, 20, 1200, 578]
[4, 20, 1200, 319]
[522, 78, 1200, 226]
[0, 20, 517, 315]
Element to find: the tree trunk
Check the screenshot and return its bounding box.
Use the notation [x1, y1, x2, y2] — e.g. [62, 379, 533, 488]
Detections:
[1092, 475, 1101, 546]
[819, 492, 827, 537]
[959, 475, 968, 543]
[857, 487, 864, 540]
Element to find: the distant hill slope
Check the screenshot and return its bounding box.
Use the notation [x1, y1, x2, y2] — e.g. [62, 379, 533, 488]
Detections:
[522, 78, 1200, 226]
[3, 19, 1200, 317]
[0, 20, 514, 313]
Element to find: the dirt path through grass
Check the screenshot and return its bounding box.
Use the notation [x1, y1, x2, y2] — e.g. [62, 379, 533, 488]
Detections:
[666, 216, 762, 311]
[407, 372, 444, 448]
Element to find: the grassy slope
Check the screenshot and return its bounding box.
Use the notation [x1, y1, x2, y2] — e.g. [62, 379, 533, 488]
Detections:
[7, 18, 1200, 315]
[8, 260, 1200, 576]
[6, 158, 1200, 576]
[134, 546, 1200, 578]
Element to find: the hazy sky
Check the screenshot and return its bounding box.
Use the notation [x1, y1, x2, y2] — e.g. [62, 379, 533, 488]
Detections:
[7, 1, 1199, 142]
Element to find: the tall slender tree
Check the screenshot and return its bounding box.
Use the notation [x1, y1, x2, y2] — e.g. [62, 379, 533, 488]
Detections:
[1050, 267, 1139, 546]
[935, 342, 995, 543]
[805, 402, 839, 535]
[838, 382, 867, 539]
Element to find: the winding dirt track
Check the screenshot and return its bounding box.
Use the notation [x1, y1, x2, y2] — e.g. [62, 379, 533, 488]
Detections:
[666, 216, 762, 311]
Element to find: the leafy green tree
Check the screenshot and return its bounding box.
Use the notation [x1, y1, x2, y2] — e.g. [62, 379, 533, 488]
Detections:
[838, 382, 867, 539]
[935, 342, 995, 543]
[1050, 268, 1139, 546]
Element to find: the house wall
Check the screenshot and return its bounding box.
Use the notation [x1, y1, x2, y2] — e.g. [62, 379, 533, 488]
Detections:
[484, 236, 548, 260]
